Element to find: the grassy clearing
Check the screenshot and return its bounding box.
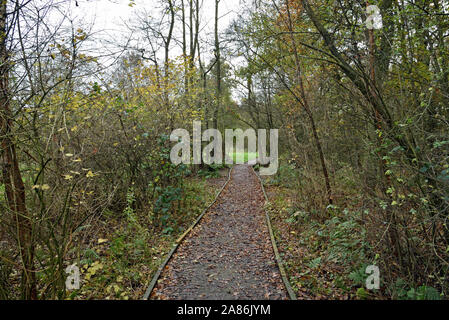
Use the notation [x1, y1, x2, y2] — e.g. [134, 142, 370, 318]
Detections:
[227, 151, 258, 163]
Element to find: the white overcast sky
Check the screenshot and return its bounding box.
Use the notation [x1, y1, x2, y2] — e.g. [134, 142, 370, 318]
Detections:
[64, 0, 244, 58]
[79, 0, 242, 33]
[47, 0, 249, 100]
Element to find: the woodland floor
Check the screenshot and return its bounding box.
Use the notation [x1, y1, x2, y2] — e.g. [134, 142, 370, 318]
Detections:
[151, 165, 287, 300]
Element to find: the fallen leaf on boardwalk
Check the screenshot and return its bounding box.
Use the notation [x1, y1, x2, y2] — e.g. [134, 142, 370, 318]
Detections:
[151, 166, 288, 300]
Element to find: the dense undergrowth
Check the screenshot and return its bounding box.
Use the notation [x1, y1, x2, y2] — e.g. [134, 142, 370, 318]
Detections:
[69, 172, 226, 300]
[262, 162, 445, 300]
[2, 165, 227, 300]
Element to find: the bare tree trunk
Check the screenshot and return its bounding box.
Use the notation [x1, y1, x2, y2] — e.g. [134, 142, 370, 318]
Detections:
[213, 0, 221, 131]
[181, 0, 188, 90]
[366, 1, 402, 267]
[284, 0, 333, 205]
[0, 1, 36, 299]
[164, 0, 175, 77]
[191, 0, 199, 63]
[189, 0, 193, 59]
[165, 0, 175, 130]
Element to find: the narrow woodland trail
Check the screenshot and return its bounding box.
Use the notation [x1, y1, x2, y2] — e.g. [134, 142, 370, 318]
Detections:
[150, 165, 287, 300]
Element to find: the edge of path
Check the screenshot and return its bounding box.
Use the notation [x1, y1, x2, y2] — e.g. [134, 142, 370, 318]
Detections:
[250, 166, 297, 300]
[142, 166, 234, 300]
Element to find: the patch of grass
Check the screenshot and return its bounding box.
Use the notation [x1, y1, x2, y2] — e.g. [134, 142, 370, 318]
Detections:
[227, 151, 257, 163]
